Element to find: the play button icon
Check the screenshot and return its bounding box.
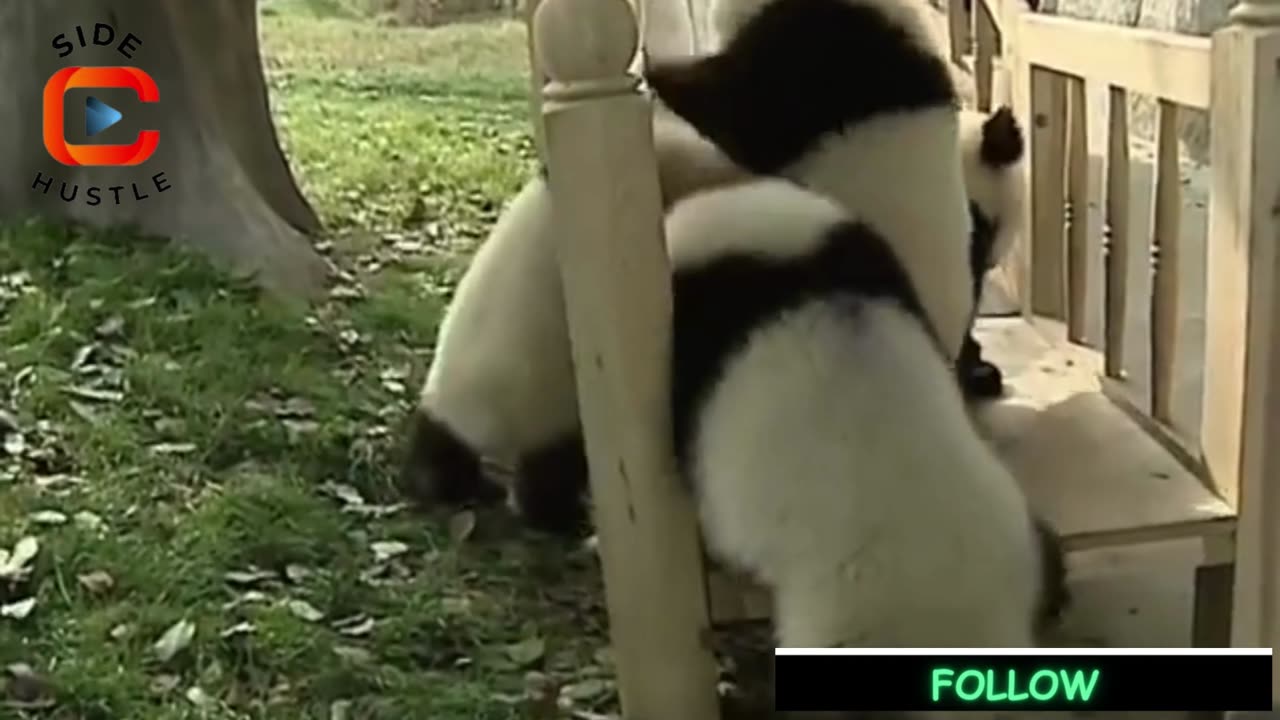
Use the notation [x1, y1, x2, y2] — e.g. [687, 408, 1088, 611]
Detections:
[85, 96, 123, 137]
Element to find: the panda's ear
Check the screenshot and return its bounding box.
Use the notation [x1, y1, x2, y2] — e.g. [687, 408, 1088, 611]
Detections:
[646, 56, 748, 162]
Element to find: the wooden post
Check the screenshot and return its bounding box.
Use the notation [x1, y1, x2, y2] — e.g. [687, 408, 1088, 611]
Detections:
[531, 0, 721, 717]
[1202, 0, 1280, 691]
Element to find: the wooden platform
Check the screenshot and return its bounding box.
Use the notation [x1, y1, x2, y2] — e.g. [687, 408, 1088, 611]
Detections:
[706, 316, 1237, 624]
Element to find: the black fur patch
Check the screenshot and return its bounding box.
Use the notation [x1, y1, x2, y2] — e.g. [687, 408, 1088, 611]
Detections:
[980, 105, 1026, 169]
[514, 431, 592, 538]
[1033, 515, 1071, 632]
[958, 331, 1004, 399]
[646, 0, 956, 175]
[400, 408, 505, 507]
[670, 220, 934, 478]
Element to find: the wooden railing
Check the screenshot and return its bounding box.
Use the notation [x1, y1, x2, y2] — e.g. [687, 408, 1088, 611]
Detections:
[957, 0, 1280, 669]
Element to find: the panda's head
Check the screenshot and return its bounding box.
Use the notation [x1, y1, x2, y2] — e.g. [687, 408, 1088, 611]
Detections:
[960, 105, 1027, 279]
[645, 0, 955, 178]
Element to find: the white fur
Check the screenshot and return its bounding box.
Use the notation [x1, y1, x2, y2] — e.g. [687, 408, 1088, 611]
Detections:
[419, 113, 746, 465]
[959, 108, 1027, 269]
[784, 107, 975, 360]
[667, 180, 1041, 648]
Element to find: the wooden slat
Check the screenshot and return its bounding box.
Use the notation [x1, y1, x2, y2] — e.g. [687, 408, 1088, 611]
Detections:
[974, 0, 1000, 112]
[1103, 86, 1132, 378]
[1150, 99, 1183, 426]
[1017, 14, 1211, 109]
[1065, 76, 1091, 343]
[1029, 67, 1068, 319]
[949, 0, 973, 62]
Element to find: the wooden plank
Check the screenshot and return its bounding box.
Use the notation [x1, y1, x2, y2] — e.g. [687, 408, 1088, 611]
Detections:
[950, 0, 973, 62]
[1206, 24, 1280, 685]
[1103, 87, 1132, 379]
[1065, 76, 1091, 343]
[1150, 99, 1183, 426]
[972, 317, 1235, 551]
[1017, 13, 1211, 109]
[1029, 67, 1068, 319]
[974, 0, 1000, 112]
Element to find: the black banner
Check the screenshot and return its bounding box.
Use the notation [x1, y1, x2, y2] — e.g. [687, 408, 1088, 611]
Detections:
[774, 651, 1274, 712]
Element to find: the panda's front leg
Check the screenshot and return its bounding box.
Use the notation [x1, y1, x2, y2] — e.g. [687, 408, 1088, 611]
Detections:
[956, 330, 1004, 400]
[512, 430, 593, 539]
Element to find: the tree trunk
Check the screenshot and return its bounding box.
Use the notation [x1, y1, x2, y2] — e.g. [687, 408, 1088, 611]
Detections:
[0, 0, 330, 300]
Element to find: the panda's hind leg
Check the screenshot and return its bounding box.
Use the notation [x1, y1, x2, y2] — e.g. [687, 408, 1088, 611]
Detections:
[514, 430, 592, 538]
[400, 408, 506, 508]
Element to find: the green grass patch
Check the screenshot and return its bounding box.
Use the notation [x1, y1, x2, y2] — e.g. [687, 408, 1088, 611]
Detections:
[0, 13, 613, 719]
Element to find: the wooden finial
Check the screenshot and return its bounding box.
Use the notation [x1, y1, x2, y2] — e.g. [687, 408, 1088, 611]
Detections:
[533, 0, 639, 87]
[1229, 0, 1280, 26]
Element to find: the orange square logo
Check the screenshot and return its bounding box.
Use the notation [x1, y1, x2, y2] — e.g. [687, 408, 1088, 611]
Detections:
[42, 66, 160, 167]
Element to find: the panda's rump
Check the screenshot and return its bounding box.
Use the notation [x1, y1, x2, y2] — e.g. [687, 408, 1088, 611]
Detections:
[691, 298, 1040, 645]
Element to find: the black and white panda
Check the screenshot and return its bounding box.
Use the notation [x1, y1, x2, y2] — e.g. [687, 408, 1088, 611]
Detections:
[648, 0, 976, 362]
[400, 109, 752, 527]
[666, 177, 1068, 646]
[956, 104, 1028, 400]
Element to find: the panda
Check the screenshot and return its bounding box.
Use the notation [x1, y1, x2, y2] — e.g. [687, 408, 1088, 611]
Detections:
[400, 108, 753, 525]
[665, 177, 1068, 647]
[648, 0, 977, 362]
[404, 107, 1025, 539]
[956, 104, 1028, 400]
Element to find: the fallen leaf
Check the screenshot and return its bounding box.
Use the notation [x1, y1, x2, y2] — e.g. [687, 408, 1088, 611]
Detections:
[0, 535, 38, 579]
[185, 685, 213, 708]
[562, 678, 609, 702]
[287, 599, 325, 622]
[148, 442, 197, 456]
[76, 570, 115, 595]
[505, 637, 546, 667]
[73, 511, 105, 532]
[149, 674, 181, 695]
[332, 645, 372, 664]
[284, 564, 312, 583]
[109, 623, 134, 640]
[62, 386, 123, 403]
[330, 699, 353, 720]
[337, 617, 375, 637]
[219, 621, 256, 639]
[370, 540, 409, 563]
[224, 568, 276, 585]
[152, 619, 196, 662]
[322, 482, 364, 507]
[3, 663, 55, 709]
[1, 597, 36, 620]
[28, 510, 67, 526]
[94, 315, 125, 338]
[448, 510, 476, 544]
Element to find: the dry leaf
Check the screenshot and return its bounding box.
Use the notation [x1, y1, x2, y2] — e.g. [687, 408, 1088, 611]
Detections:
[152, 619, 196, 662]
[224, 568, 276, 585]
[286, 599, 325, 622]
[219, 621, 256, 639]
[73, 511, 105, 532]
[1, 597, 36, 620]
[63, 386, 123, 403]
[185, 686, 213, 708]
[562, 678, 609, 702]
[4, 663, 55, 709]
[284, 564, 312, 583]
[28, 510, 67, 526]
[448, 510, 476, 543]
[76, 570, 115, 595]
[149, 442, 196, 456]
[149, 674, 181, 695]
[0, 535, 38, 580]
[337, 618, 375, 637]
[505, 637, 546, 667]
[110, 623, 134, 640]
[330, 699, 353, 720]
[332, 645, 372, 664]
[322, 483, 364, 507]
[370, 540, 408, 563]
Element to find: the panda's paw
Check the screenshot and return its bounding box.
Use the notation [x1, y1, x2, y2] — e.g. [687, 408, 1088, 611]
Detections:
[400, 409, 505, 508]
[514, 432, 593, 539]
[960, 358, 1005, 400]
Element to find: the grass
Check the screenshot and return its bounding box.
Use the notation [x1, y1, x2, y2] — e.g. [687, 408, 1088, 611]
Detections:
[0, 10, 621, 720]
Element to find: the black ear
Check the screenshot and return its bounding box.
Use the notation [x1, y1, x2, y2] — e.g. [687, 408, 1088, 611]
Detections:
[646, 56, 756, 169]
[979, 105, 1025, 168]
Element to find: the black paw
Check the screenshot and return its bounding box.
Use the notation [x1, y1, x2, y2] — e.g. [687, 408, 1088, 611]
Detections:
[960, 358, 1005, 399]
[400, 409, 506, 508]
[514, 432, 593, 539]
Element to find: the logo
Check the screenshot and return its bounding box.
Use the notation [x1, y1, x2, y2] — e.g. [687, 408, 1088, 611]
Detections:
[42, 66, 160, 166]
[32, 23, 174, 206]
